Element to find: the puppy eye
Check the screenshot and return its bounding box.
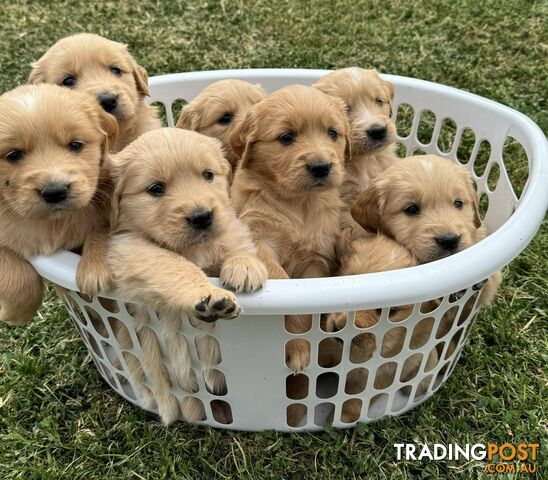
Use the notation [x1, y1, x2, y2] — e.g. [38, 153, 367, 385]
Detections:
[110, 66, 122, 77]
[147, 182, 166, 197]
[403, 203, 420, 215]
[375, 97, 385, 107]
[217, 112, 233, 125]
[454, 199, 464, 209]
[5, 149, 24, 163]
[279, 132, 295, 145]
[202, 170, 215, 182]
[61, 76, 77, 88]
[328, 128, 338, 141]
[68, 141, 84, 153]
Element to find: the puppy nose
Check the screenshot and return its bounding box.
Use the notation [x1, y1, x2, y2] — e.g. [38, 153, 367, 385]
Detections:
[366, 124, 387, 141]
[186, 208, 214, 230]
[97, 92, 118, 113]
[40, 182, 70, 204]
[436, 234, 460, 251]
[307, 159, 332, 179]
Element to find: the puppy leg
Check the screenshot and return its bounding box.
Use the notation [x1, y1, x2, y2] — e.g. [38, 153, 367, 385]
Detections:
[76, 227, 113, 296]
[478, 271, 502, 306]
[138, 324, 181, 425]
[108, 234, 241, 322]
[256, 243, 312, 373]
[160, 310, 198, 394]
[0, 247, 43, 326]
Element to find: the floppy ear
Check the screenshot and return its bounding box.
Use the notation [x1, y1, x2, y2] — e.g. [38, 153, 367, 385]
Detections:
[351, 183, 384, 233]
[131, 60, 149, 97]
[28, 57, 47, 83]
[107, 153, 130, 231]
[98, 108, 119, 156]
[335, 226, 355, 262]
[382, 78, 395, 116]
[469, 181, 482, 228]
[176, 105, 200, 130]
[344, 133, 352, 163]
[228, 111, 256, 168]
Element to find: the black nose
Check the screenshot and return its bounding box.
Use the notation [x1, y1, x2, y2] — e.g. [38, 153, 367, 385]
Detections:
[366, 124, 387, 141]
[307, 159, 332, 179]
[40, 183, 69, 204]
[97, 92, 118, 113]
[436, 234, 460, 251]
[186, 208, 213, 230]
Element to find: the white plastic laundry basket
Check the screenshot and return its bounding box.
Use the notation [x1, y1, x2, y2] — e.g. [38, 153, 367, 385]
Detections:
[31, 69, 547, 431]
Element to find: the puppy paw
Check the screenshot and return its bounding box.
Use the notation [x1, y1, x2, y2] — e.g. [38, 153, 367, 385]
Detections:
[76, 257, 113, 296]
[285, 339, 311, 373]
[191, 287, 241, 323]
[0, 303, 37, 326]
[220, 255, 267, 293]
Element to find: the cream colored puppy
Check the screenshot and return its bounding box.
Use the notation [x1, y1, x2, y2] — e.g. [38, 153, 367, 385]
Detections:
[176, 79, 266, 171]
[29, 33, 160, 152]
[314, 68, 398, 236]
[0, 84, 117, 326]
[229, 85, 350, 372]
[351, 154, 501, 306]
[108, 128, 267, 424]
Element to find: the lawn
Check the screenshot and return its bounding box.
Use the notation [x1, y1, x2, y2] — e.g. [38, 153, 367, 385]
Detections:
[0, 1, 546, 479]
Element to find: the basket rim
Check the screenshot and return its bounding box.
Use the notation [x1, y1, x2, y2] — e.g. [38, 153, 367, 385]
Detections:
[31, 69, 548, 314]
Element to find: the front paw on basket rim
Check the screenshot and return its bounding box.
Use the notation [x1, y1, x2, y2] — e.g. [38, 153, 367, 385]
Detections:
[192, 289, 241, 323]
[220, 256, 268, 293]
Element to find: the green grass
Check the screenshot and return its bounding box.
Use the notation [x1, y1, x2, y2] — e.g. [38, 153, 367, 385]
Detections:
[0, 1, 546, 479]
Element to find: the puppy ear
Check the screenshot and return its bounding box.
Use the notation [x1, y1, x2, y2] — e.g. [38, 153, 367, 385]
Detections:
[98, 108, 119, 156]
[344, 134, 352, 163]
[382, 78, 395, 117]
[228, 111, 256, 168]
[28, 58, 46, 84]
[176, 105, 200, 130]
[107, 153, 130, 231]
[132, 61, 149, 97]
[335, 226, 355, 262]
[469, 181, 482, 228]
[351, 184, 384, 233]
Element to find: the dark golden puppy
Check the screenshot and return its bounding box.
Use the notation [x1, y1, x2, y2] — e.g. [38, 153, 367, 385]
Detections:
[0, 84, 117, 325]
[176, 79, 266, 170]
[230, 85, 350, 372]
[29, 33, 160, 152]
[314, 68, 398, 235]
[108, 128, 267, 424]
[351, 154, 501, 304]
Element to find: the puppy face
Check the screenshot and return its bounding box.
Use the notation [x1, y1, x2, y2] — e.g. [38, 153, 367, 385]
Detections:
[351, 155, 482, 263]
[29, 33, 149, 129]
[229, 85, 350, 194]
[0, 84, 117, 220]
[176, 80, 265, 165]
[110, 128, 232, 251]
[314, 68, 396, 156]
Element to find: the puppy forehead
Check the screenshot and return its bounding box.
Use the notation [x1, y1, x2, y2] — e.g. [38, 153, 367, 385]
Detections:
[257, 86, 345, 130]
[385, 156, 471, 202]
[0, 86, 100, 140]
[320, 68, 385, 101]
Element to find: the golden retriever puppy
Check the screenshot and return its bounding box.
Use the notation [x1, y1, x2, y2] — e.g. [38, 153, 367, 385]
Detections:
[107, 128, 267, 425]
[0, 84, 117, 326]
[29, 33, 160, 152]
[176, 79, 266, 171]
[351, 154, 502, 307]
[324, 231, 439, 423]
[229, 85, 350, 372]
[314, 68, 398, 236]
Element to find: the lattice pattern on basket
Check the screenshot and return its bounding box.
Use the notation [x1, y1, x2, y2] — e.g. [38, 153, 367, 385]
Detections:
[57, 280, 485, 429]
